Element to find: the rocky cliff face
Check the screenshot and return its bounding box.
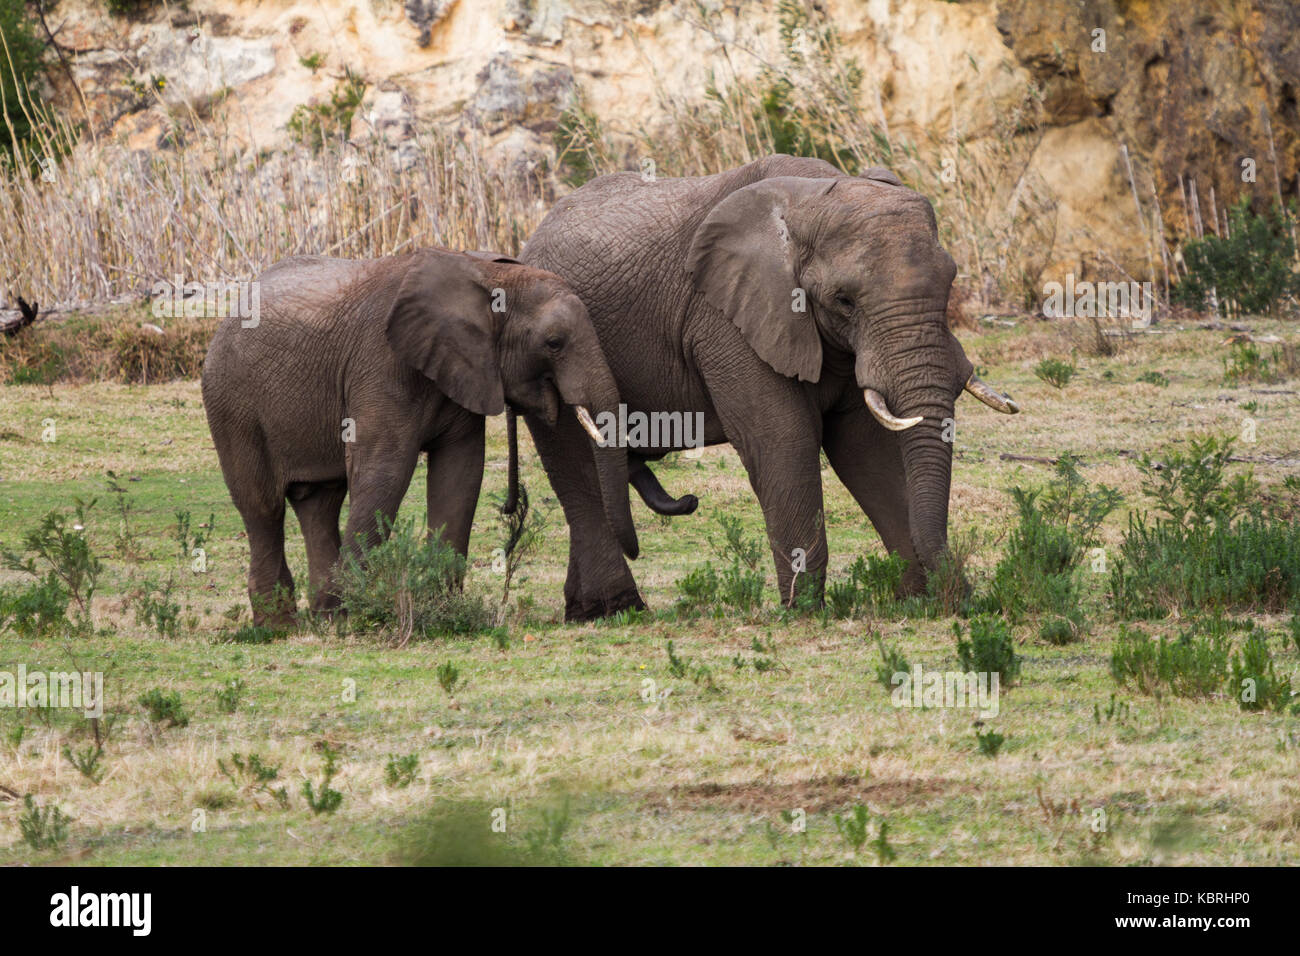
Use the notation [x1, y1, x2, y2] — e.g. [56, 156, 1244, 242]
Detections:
[34, 0, 1300, 298]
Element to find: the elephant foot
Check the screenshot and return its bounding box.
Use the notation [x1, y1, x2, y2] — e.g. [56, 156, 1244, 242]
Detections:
[897, 560, 927, 599]
[565, 586, 647, 622]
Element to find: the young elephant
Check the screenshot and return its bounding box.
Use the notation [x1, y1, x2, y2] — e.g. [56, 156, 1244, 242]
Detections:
[202, 248, 638, 628]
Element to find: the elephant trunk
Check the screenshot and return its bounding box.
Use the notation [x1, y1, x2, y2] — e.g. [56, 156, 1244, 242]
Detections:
[862, 314, 956, 577]
[556, 369, 640, 560]
[501, 406, 519, 515]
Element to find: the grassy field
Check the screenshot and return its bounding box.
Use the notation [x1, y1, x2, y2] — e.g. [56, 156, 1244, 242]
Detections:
[1, 312, 1299, 866]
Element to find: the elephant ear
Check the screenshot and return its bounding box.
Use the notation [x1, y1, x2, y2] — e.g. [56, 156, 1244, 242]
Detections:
[861, 166, 904, 186]
[385, 250, 506, 416]
[687, 176, 836, 383]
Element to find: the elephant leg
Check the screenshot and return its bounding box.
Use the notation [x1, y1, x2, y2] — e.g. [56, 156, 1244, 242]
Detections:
[425, 422, 485, 582]
[696, 356, 828, 606]
[524, 413, 644, 621]
[241, 501, 296, 629]
[340, 441, 421, 558]
[822, 405, 925, 595]
[288, 479, 347, 613]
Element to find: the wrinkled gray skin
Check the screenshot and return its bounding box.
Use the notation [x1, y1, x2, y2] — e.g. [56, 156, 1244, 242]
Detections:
[522, 155, 1017, 620]
[202, 248, 636, 628]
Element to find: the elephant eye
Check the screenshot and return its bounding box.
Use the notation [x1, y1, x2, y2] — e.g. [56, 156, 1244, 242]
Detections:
[544, 334, 565, 352]
[833, 292, 855, 312]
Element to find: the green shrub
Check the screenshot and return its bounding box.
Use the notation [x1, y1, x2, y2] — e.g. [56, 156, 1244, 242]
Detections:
[19, 794, 69, 851]
[225, 623, 283, 645]
[975, 727, 1005, 758]
[675, 514, 768, 618]
[303, 743, 344, 814]
[2, 499, 102, 631]
[1221, 340, 1300, 385]
[385, 753, 420, 788]
[287, 69, 366, 153]
[1108, 435, 1298, 616]
[1039, 610, 1085, 645]
[985, 456, 1120, 620]
[0, 574, 68, 639]
[1171, 200, 1299, 317]
[827, 554, 908, 618]
[436, 661, 460, 697]
[132, 576, 182, 639]
[1136, 370, 1170, 387]
[1034, 358, 1076, 389]
[214, 678, 244, 715]
[1136, 435, 1255, 528]
[873, 635, 910, 692]
[335, 514, 492, 644]
[1109, 513, 1300, 617]
[955, 615, 1020, 684]
[138, 688, 189, 730]
[1109, 622, 1231, 699]
[1230, 634, 1293, 712]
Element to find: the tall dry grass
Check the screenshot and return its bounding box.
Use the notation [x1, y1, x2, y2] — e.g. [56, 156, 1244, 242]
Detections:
[0, 88, 546, 311]
[3, 0, 1070, 316]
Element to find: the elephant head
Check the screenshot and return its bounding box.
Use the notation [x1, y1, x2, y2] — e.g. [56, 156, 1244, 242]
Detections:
[384, 248, 638, 559]
[686, 169, 1017, 578]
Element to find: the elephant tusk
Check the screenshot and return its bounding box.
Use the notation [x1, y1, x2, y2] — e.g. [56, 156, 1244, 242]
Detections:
[863, 389, 923, 431]
[574, 405, 606, 444]
[964, 374, 1020, 414]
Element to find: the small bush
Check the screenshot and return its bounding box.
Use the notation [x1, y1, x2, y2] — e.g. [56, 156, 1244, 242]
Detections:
[1136, 370, 1169, 387]
[19, 795, 70, 851]
[225, 624, 283, 645]
[1109, 622, 1231, 699]
[985, 456, 1120, 620]
[873, 635, 910, 692]
[1107, 435, 1299, 617]
[675, 514, 768, 618]
[214, 678, 244, 715]
[385, 754, 420, 788]
[2, 499, 102, 630]
[0, 574, 69, 639]
[1039, 610, 1085, 645]
[1034, 358, 1076, 389]
[138, 688, 189, 730]
[287, 69, 367, 153]
[827, 554, 908, 618]
[975, 728, 1005, 758]
[131, 576, 182, 639]
[1230, 634, 1293, 712]
[955, 615, 1020, 685]
[303, 743, 344, 814]
[1171, 200, 1299, 318]
[1222, 340, 1300, 385]
[436, 661, 460, 697]
[335, 514, 493, 645]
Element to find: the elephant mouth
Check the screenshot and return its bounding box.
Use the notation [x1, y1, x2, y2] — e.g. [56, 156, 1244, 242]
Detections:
[539, 377, 561, 427]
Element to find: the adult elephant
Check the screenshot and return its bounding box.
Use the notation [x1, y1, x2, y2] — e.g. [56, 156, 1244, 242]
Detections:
[202, 248, 637, 627]
[519, 154, 1020, 621]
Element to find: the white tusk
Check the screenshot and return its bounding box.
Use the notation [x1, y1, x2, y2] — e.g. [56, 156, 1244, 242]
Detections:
[964, 374, 1020, 414]
[575, 406, 605, 444]
[863, 389, 923, 431]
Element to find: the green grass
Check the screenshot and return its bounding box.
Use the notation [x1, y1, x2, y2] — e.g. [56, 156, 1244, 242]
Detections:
[2, 319, 1300, 865]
